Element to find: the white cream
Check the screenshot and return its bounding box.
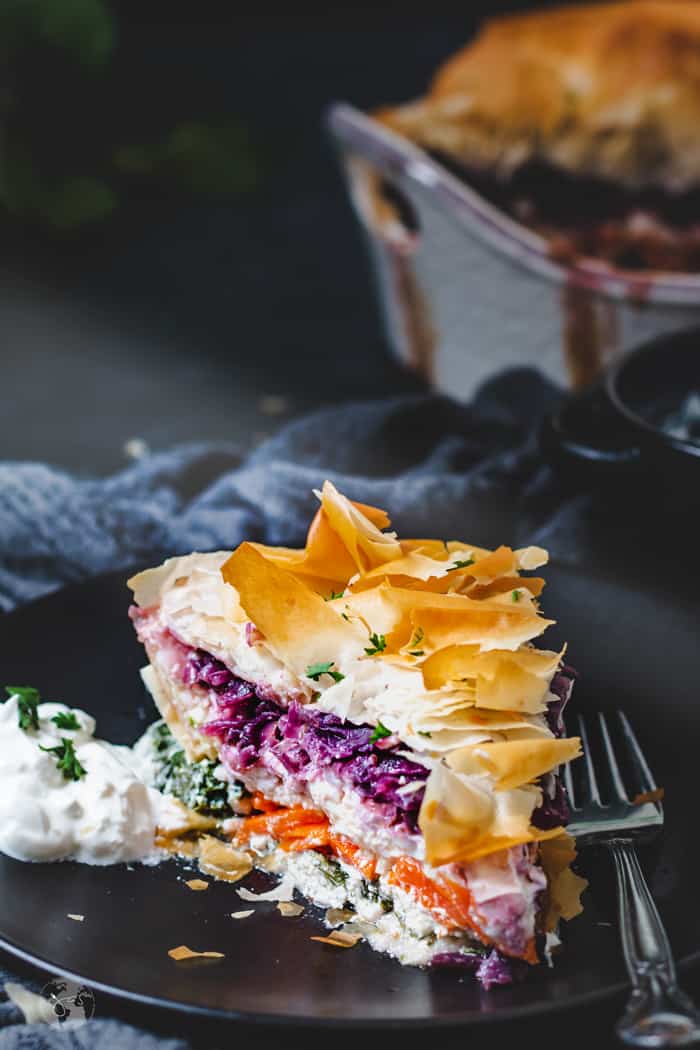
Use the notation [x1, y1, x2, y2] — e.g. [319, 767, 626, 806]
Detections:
[0, 696, 164, 865]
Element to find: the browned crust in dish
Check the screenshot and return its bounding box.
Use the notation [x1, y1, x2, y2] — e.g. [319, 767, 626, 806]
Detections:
[377, 2, 700, 193]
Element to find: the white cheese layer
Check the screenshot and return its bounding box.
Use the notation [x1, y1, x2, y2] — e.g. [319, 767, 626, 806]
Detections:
[247, 843, 486, 968]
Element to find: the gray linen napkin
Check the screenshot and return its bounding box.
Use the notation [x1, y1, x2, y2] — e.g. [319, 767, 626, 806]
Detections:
[0, 372, 580, 617]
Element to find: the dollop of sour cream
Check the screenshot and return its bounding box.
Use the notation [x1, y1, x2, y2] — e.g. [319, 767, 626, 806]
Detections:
[0, 695, 163, 865]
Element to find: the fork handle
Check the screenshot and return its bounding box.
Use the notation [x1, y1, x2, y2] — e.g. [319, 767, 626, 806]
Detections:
[610, 839, 700, 1047]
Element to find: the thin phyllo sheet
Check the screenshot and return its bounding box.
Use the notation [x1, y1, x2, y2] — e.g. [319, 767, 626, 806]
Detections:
[129, 482, 585, 987]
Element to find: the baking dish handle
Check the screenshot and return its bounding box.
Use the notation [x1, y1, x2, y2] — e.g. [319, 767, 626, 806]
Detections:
[540, 383, 642, 480]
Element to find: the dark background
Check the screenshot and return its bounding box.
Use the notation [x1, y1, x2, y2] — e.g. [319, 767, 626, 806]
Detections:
[2, 0, 562, 474]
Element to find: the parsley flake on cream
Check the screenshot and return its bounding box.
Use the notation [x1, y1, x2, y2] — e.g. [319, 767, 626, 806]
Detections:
[52, 711, 81, 731]
[40, 738, 87, 781]
[5, 685, 40, 731]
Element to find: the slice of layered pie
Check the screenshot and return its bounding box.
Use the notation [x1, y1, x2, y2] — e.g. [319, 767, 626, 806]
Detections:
[129, 481, 585, 987]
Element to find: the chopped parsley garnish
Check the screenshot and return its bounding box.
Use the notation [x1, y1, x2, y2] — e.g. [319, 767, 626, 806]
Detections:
[409, 651, 424, 657]
[305, 661, 345, 683]
[418, 730, 432, 738]
[5, 685, 40, 731]
[51, 711, 81, 731]
[369, 721, 392, 744]
[40, 738, 86, 781]
[364, 632, 386, 656]
[512, 589, 521, 602]
[341, 612, 350, 622]
[451, 558, 474, 570]
[324, 590, 344, 601]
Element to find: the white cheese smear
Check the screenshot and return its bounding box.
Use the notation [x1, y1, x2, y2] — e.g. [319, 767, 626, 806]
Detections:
[0, 695, 165, 865]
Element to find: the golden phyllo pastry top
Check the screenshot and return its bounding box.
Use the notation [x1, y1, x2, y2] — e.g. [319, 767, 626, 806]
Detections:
[129, 482, 582, 867]
[377, 1, 700, 192]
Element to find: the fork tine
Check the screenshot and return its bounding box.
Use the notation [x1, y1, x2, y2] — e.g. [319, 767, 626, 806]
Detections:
[598, 712, 628, 802]
[577, 713, 601, 804]
[563, 760, 577, 811]
[618, 711, 658, 794]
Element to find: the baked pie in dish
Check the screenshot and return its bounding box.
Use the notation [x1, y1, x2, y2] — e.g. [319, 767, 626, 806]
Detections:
[377, 1, 700, 272]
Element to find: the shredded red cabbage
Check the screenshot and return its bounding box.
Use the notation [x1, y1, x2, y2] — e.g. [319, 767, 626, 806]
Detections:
[182, 648, 575, 836]
[431, 950, 482, 970]
[184, 649, 428, 833]
[476, 949, 526, 989]
[531, 664, 577, 829]
[431, 948, 525, 989]
[531, 774, 570, 829]
[547, 665, 577, 737]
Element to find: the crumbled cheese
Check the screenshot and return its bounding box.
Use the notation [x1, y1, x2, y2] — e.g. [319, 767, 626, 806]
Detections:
[237, 873, 296, 902]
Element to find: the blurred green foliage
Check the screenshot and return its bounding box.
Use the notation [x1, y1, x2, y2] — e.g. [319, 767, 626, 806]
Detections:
[0, 0, 259, 232]
[0, 0, 115, 66]
[114, 121, 258, 197]
[2, 144, 117, 229]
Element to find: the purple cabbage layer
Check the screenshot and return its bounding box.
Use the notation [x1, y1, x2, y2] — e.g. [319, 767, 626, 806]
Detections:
[530, 665, 576, 830]
[182, 648, 575, 835]
[184, 649, 429, 833]
[547, 665, 577, 737]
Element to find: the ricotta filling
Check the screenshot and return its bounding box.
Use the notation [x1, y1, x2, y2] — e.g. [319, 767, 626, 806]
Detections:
[242, 837, 531, 981]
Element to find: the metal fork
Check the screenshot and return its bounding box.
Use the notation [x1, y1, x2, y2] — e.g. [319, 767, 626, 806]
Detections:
[564, 711, 700, 1047]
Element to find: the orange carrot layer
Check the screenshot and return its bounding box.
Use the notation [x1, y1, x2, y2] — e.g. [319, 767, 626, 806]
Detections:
[250, 791, 280, 813]
[387, 856, 474, 929]
[328, 832, 378, 881]
[387, 855, 537, 963]
[234, 804, 327, 843]
[234, 798, 536, 963]
[234, 800, 373, 873]
[283, 825, 331, 852]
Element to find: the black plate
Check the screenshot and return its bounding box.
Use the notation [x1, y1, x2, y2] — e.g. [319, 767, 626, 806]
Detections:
[0, 568, 697, 1027]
